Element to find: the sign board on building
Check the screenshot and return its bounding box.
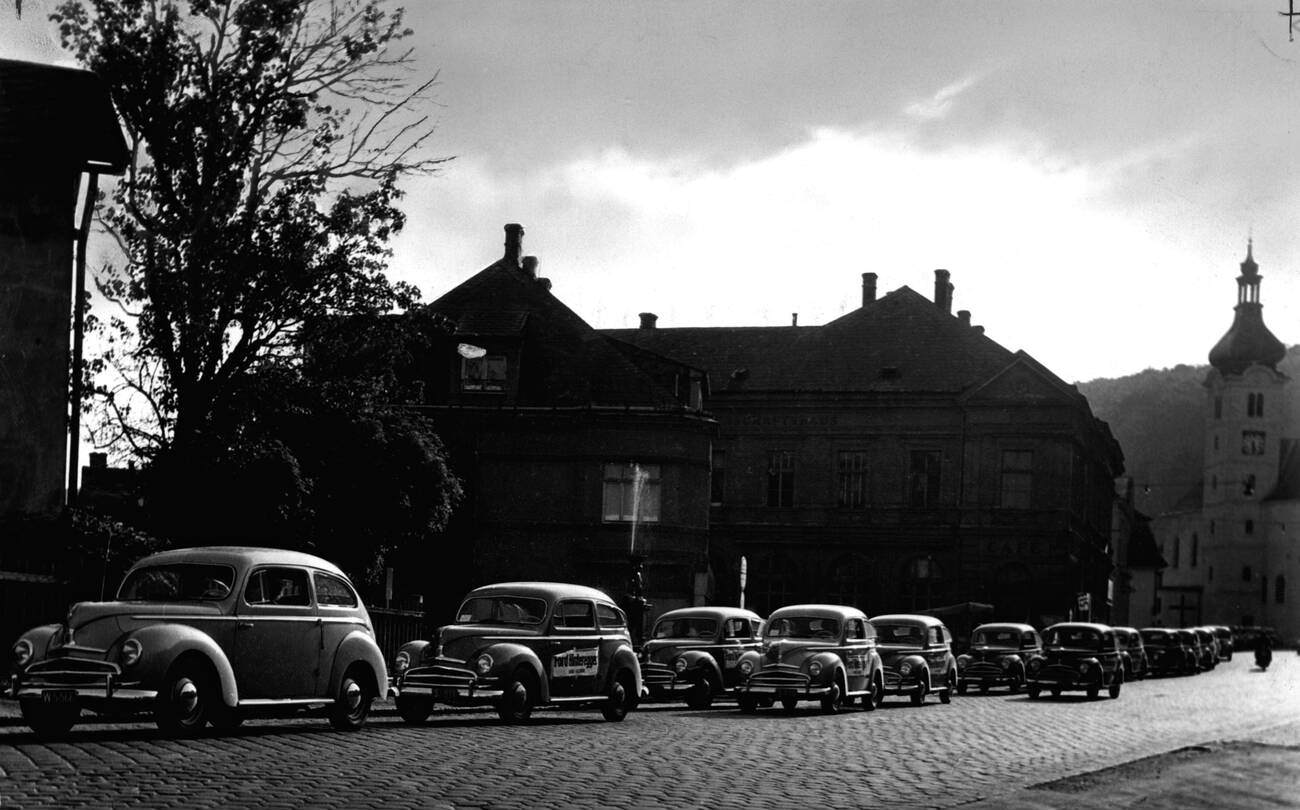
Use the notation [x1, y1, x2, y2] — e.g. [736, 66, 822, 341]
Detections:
[1077, 592, 1091, 612]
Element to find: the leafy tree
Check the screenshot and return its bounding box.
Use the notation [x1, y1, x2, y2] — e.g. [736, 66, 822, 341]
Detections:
[49, 0, 460, 578]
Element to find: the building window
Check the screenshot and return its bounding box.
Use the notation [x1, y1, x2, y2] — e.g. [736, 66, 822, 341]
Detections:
[1247, 392, 1264, 417]
[999, 450, 1033, 509]
[766, 451, 795, 507]
[460, 354, 507, 392]
[909, 450, 941, 508]
[710, 448, 726, 506]
[602, 463, 661, 523]
[1214, 435, 1220, 451]
[1242, 431, 1265, 456]
[1210, 520, 1216, 535]
[826, 554, 870, 610]
[1277, 575, 1287, 604]
[1261, 576, 1268, 604]
[1214, 396, 1222, 419]
[750, 554, 797, 616]
[837, 452, 868, 509]
[1244, 474, 1257, 497]
[1172, 536, 1180, 568]
[1243, 565, 1252, 582]
[900, 556, 943, 610]
[1208, 566, 1214, 582]
[1190, 533, 1198, 567]
[1245, 519, 1254, 535]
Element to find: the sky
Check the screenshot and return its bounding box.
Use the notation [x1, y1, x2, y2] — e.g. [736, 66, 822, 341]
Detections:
[5, 0, 1300, 383]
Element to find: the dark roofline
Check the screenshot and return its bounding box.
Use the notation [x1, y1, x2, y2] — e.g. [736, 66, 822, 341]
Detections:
[0, 58, 129, 174]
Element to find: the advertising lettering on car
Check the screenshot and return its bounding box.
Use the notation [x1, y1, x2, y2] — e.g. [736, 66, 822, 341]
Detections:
[845, 650, 868, 676]
[724, 648, 743, 667]
[552, 647, 600, 677]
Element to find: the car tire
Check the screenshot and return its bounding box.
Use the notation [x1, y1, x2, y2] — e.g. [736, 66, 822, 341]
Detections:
[738, 695, 759, 714]
[600, 669, 636, 722]
[910, 680, 927, 706]
[958, 680, 968, 695]
[820, 677, 844, 715]
[1027, 685, 1041, 699]
[496, 671, 537, 722]
[863, 674, 883, 712]
[1009, 670, 1023, 694]
[155, 662, 213, 736]
[940, 670, 956, 704]
[685, 675, 715, 710]
[780, 697, 799, 713]
[1050, 687, 1062, 698]
[20, 698, 78, 740]
[1086, 684, 1100, 700]
[398, 694, 435, 725]
[1109, 671, 1123, 699]
[979, 683, 989, 695]
[327, 668, 373, 731]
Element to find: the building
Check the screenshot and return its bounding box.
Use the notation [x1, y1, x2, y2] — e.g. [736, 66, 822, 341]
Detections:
[1153, 244, 1299, 639]
[405, 225, 716, 629]
[606, 270, 1125, 624]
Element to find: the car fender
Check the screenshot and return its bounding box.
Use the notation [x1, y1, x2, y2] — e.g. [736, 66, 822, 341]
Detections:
[605, 643, 642, 696]
[478, 642, 549, 702]
[737, 649, 763, 682]
[125, 623, 240, 708]
[326, 629, 388, 700]
[395, 639, 432, 676]
[676, 649, 723, 685]
[898, 653, 927, 676]
[14, 624, 62, 663]
[807, 650, 843, 683]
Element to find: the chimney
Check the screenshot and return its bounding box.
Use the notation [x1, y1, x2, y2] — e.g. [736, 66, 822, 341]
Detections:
[89, 452, 107, 469]
[862, 272, 878, 305]
[639, 312, 658, 329]
[521, 255, 538, 279]
[792, 313, 798, 327]
[503, 223, 524, 267]
[957, 309, 971, 326]
[934, 269, 953, 314]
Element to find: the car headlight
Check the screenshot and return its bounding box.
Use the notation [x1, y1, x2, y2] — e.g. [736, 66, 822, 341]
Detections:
[673, 658, 689, 674]
[1028, 659, 1042, 672]
[739, 660, 753, 677]
[12, 639, 32, 667]
[1001, 658, 1012, 670]
[1078, 662, 1090, 674]
[121, 638, 143, 667]
[474, 653, 494, 676]
[808, 661, 823, 678]
[899, 662, 913, 676]
[394, 651, 410, 674]
[957, 654, 970, 665]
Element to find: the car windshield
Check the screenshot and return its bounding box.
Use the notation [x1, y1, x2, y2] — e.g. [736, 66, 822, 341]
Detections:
[1141, 631, 1172, 646]
[875, 623, 925, 646]
[1044, 628, 1102, 649]
[456, 596, 548, 626]
[971, 628, 1020, 647]
[766, 616, 840, 640]
[117, 564, 236, 602]
[653, 617, 718, 640]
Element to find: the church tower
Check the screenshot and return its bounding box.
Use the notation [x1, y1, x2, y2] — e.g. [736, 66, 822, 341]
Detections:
[1201, 241, 1290, 627]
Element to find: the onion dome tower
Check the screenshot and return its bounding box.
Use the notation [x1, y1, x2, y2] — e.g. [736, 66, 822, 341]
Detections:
[1208, 241, 1287, 374]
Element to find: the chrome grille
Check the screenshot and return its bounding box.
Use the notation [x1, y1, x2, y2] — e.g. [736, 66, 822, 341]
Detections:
[403, 664, 476, 689]
[20, 657, 119, 690]
[642, 663, 675, 687]
[748, 666, 808, 689]
[964, 662, 1002, 678]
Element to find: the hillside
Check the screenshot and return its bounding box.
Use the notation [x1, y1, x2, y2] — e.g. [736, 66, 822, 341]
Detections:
[1077, 346, 1300, 517]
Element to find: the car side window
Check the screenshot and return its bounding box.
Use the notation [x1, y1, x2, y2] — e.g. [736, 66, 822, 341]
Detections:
[245, 567, 311, 607]
[749, 619, 763, 637]
[846, 619, 866, 640]
[313, 572, 358, 608]
[723, 619, 743, 639]
[595, 602, 625, 630]
[927, 627, 940, 646]
[554, 600, 595, 629]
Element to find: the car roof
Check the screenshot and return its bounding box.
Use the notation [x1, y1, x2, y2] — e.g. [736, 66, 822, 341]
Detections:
[1112, 626, 1138, 634]
[769, 604, 867, 621]
[1043, 622, 1113, 633]
[132, 546, 348, 578]
[465, 582, 617, 603]
[654, 606, 764, 622]
[973, 622, 1038, 633]
[870, 613, 946, 627]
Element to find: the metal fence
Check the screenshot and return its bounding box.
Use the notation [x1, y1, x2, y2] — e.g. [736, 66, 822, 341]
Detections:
[368, 606, 431, 664]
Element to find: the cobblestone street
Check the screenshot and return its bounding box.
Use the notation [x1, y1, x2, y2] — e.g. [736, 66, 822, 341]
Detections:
[1, 655, 1296, 809]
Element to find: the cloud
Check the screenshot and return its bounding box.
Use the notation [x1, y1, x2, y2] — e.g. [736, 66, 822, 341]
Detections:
[905, 73, 986, 121]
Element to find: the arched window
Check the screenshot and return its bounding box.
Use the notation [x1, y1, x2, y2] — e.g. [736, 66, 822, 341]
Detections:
[1246, 520, 1254, 535]
[826, 555, 871, 612]
[1257, 393, 1265, 417]
[900, 556, 944, 611]
[1190, 534, 1198, 567]
[1276, 575, 1286, 605]
[1172, 536, 1181, 568]
[1214, 396, 1223, 419]
[1243, 565, 1252, 582]
[749, 553, 798, 616]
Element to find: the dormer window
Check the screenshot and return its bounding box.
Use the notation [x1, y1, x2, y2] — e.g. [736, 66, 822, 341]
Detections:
[461, 354, 507, 392]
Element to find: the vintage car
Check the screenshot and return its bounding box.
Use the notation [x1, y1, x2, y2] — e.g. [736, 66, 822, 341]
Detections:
[1139, 628, 1195, 676]
[1026, 622, 1123, 699]
[640, 606, 764, 708]
[1112, 626, 1149, 681]
[392, 582, 641, 723]
[870, 613, 959, 705]
[6, 547, 387, 738]
[1211, 625, 1234, 661]
[736, 604, 883, 714]
[1191, 627, 1219, 670]
[956, 622, 1042, 694]
[1175, 629, 1208, 673]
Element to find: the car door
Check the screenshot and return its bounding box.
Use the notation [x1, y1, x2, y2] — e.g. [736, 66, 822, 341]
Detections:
[922, 625, 948, 686]
[548, 599, 602, 697]
[718, 617, 755, 685]
[313, 569, 364, 696]
[233, 566, 321, 699]
[841, 618, 871, 692]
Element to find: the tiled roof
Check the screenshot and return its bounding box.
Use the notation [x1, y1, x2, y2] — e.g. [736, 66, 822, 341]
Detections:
[604, 287, 1039, 394]
[0, 59, 128, 173]
[454, 310, 528, 336]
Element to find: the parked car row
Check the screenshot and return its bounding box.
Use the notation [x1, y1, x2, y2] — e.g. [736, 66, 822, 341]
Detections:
[3, 546, 1242, 739]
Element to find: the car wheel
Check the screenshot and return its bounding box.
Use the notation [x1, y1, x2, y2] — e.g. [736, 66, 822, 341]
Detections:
[1050, 687, 1062, 698]
[600, 669, 636, 722]
[958, 680, 968, 695]
[1109, 672, 1123, 699]
[20, 698, 78, 740]
[398, 694, 435, 725]
[1009, 670, 1024, 694]
[940, 670, 956, 704]
[328, 668, 373, 731]
[496, 671, 537, 722]
[820, 677, 844, 715]
[738, 695, 759, 714]
[155, 663, 213, 736]
[863, 675, 884, 711]
[1027, 685, 1041, 699]
[910, 681, 927, 706]
[685, 675, 715, 710]
[1086, 685, 1100, 700]
[780, 697, 799, 713]
[979, 683, 989, 694]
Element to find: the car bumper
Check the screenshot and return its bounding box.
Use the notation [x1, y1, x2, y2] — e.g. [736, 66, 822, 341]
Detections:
[398, 665, 504, 703]
[1027, 668, 1103, 691]
[882, 670, 924, 694]
[7, 672, 156, 704]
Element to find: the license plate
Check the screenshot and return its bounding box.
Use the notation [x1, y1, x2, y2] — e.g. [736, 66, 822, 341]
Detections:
[776, 688, 797, 698]
[434, 687, 459, 702]
[42, 689, 77, 704]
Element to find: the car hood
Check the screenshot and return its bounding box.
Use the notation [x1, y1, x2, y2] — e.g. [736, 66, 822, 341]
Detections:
[759, 639, 836, 665]
[1042, 647, 1102, 662]
[878, 645, 925, 665]
[642, 638, 722, 663]
[60, 600, 225, 651]
[438, 624, 540, 660]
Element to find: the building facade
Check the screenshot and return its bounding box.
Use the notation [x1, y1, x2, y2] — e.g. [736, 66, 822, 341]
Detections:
[1153, 244, 1299, 640]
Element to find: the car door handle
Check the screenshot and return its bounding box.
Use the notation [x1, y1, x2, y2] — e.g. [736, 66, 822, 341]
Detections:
[237, 621, 254, 629]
